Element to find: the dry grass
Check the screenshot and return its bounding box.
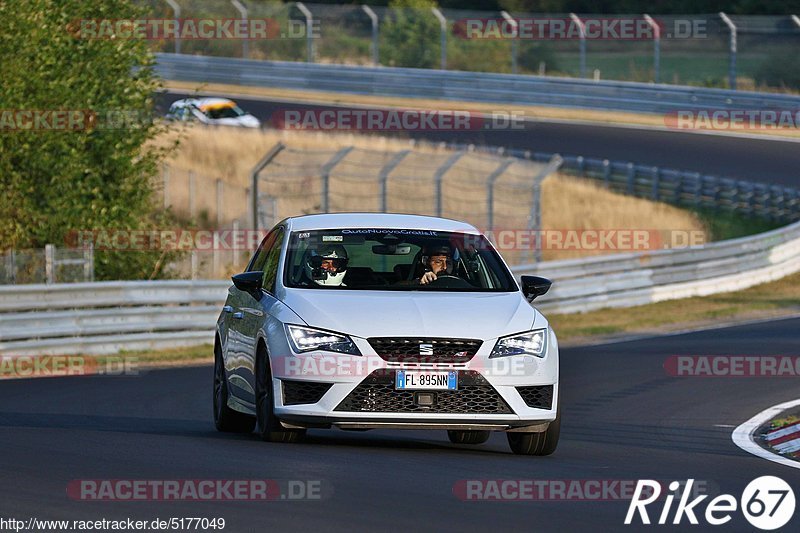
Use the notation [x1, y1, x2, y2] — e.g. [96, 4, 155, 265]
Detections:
[153, 125, 705, 264]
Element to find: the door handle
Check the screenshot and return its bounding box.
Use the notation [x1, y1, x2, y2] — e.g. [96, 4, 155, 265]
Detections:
[222, 305, 233, 313]
[232, 312, 244, 319]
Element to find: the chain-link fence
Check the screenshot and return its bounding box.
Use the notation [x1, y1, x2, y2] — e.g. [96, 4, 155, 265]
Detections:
[137, 1, 800, 89]
[1, 245, 94, 284]
[253, 143, 560, 265]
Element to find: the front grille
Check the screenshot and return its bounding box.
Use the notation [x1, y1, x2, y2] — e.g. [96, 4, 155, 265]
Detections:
[282, 380, 333, 406]
[368, 337, 482, 363]
[516, 385, 553, 409]
[334, 370, 512, 414]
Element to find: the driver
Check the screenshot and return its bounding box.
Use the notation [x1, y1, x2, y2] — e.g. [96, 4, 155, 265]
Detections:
[417, 244, 455, 285]
[303, 243, 348, 287]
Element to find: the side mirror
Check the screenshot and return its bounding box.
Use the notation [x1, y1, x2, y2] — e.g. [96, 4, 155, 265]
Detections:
[521, 275, 552, 301]
[232, 271, 263, 299]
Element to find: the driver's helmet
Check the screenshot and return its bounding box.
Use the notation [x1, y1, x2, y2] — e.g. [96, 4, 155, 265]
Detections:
[304, 243, 348, 286]
[421, 244, 458, 276]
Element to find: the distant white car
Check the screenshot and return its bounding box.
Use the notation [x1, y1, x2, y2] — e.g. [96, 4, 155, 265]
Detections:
[166, 97, 260, 128]
[214, 213, 560, 455]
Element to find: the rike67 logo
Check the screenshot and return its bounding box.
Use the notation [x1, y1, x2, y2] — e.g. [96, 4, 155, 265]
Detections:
[625, 477, 795, 530]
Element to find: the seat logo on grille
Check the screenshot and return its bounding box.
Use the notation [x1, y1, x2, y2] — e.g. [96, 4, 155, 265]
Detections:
[419, 343, 433, 356]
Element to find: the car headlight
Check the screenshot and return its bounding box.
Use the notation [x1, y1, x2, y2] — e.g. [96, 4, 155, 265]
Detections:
[285, 325, 361, 355]
[490, 329, 548, 358]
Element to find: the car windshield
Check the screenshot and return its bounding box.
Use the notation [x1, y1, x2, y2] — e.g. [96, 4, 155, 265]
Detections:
[204, 105, 246, 119]
[284, 228, 518, 292]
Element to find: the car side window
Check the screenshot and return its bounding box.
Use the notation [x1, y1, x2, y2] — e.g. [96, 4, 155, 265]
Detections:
[248, 227, 284, 294]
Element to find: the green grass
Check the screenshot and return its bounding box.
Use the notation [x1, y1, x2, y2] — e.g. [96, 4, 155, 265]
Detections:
[692, 208, 784, 241]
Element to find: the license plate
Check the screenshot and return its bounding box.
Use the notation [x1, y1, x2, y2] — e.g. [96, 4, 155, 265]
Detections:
[395, 370, 457, 390]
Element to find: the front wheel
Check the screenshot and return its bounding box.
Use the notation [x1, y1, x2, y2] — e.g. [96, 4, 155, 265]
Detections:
[255, 344, 305, 443]
[213, 342, 255, 433]
[447, 430, 490, 445]
[507, 411, 560, 456]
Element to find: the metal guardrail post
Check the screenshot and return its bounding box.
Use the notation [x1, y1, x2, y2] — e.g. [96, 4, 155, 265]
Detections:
[231, 0, 249, 59]
[524, 155, 563, 264]
[486, 158, 514, 232]
[362, 5, 379, 66]
[569, 13, 587, 78]
[295, 2, 315, 63]
[720, 12, 737, 90]
[651, 166, 660, 200]
[602, 159, 611, 188]
[5, 250, 16, 284]
[378, 150, 410, 212]
[188, 171, 196, 219]
[320, 147, 354, 213]
[432, 8, 447, 70]
[643, 14, 660, 83]
[501, 11, 518, 74]
[250, 142, 286, 230]
[165, 0, 181, 54]
[434, 151, 464, 217]
[45, 244, 55, 285]
[626, 162, 635, 194]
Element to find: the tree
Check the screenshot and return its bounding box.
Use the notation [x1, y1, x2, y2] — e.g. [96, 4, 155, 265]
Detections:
[381, 0, 441, 68]
[0, 0, 175, 279]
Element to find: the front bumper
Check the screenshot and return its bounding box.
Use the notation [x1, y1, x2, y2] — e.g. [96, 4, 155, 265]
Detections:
[269, 331, 559, 431]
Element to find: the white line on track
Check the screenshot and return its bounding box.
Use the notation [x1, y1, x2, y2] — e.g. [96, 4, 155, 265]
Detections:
[732, 398, 800, 470]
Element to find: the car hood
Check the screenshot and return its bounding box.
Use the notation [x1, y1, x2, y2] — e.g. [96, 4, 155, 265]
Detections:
[281, 289, 538, 340]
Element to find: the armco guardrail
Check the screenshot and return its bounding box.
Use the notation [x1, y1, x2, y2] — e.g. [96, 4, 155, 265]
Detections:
[2, 219, 799, 356]
[155, 53, 800, 115]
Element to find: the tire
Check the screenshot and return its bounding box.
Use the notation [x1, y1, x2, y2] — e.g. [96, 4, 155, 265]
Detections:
[255, 343, 306, 443]
[213, 341, 256, 433]
[447, 430, 490, 445]
[507, 409, 560, 456]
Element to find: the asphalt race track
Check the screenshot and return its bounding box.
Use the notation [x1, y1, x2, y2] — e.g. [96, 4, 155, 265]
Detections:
[159, 91, 800, 187]
[2, 317, 799, 531]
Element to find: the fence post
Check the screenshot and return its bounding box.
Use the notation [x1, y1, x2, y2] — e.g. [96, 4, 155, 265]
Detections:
[362, 5, 379, 66]
[570, 13, 587, 78]
[295, 2, 315, 63]
[188, 171, 196, 219]
[165, 0, 181, 54]
[250, 142, 286, 230]
[694, 173, 704, 207]
[5, 250, 16, 284]
[524, 155, 563, 264]
[84, 242, 94, 282]
[720, 12, 737, 90]
[232, 219, 240, 268]
[231, 0, 249, 59]
[320, 146, 354, 213]
[162, 164, 170, 209]
[45, 244, 55, 284]
[576, 155, 585, 176]
[378, 150, 410, 212]
[432, 8, 447, 70]
[643, 14, 660, 83]
[434, 151, 465, 217]
[501, 11, 518, 74]
[485, 158, 515, 232]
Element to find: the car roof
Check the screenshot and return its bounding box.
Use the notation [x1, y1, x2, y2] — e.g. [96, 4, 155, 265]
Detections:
[284, 213, 481, 234]
[172, 97, 235, 108]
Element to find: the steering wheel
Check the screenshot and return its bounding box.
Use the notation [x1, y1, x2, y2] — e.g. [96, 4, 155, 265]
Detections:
[425, 275, 472, 288]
